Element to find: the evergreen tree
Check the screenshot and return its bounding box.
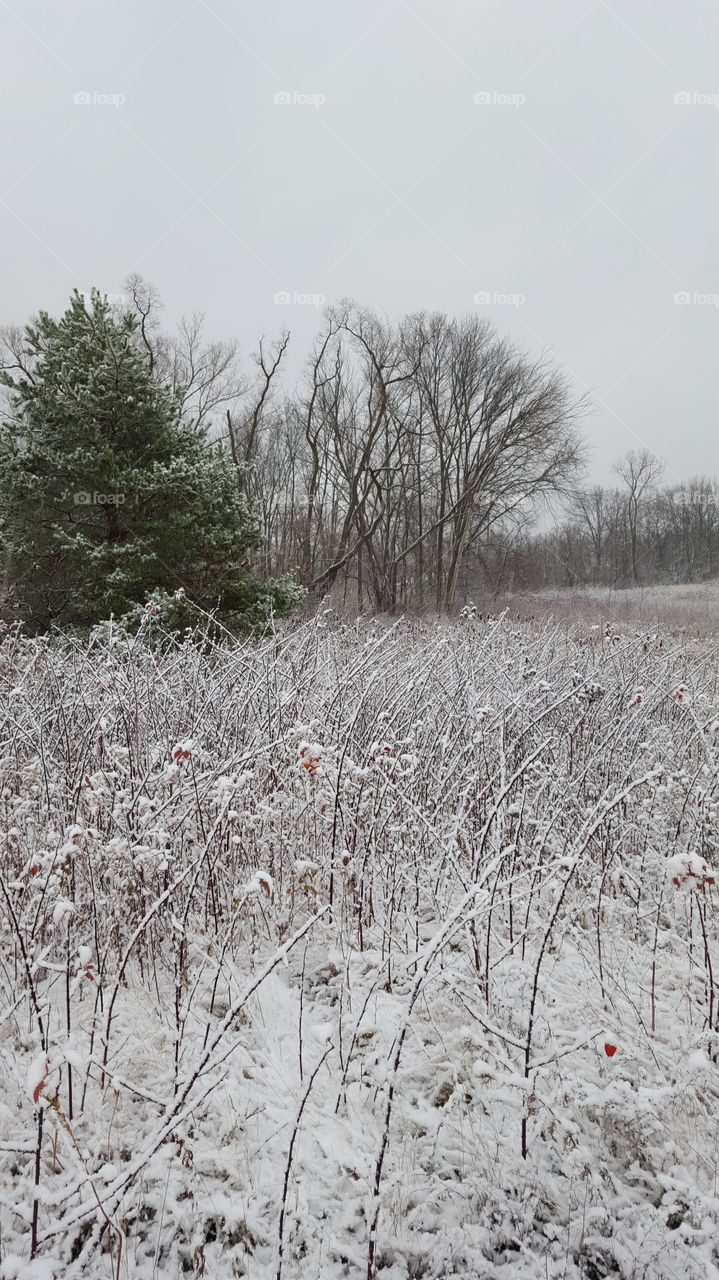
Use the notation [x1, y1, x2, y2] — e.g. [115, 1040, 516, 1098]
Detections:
[0, 289, 300, 632]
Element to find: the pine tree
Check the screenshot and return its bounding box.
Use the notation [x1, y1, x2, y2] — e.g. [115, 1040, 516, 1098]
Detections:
[0, 289, 300, 632]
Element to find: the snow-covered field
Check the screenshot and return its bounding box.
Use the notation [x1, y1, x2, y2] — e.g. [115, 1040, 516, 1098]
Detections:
[512, 581, 719, 633]
[1, 609, 719, 1280]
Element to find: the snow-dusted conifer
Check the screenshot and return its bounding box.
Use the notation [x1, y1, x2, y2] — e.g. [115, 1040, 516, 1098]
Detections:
[0, 289, 300, 630]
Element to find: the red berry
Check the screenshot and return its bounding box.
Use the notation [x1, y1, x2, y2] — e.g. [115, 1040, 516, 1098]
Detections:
[604, 1042, 617, 1057]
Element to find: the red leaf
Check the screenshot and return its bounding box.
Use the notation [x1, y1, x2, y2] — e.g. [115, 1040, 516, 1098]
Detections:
[604, 1042, 617, 1057]
[33, 1061, 49, 1103]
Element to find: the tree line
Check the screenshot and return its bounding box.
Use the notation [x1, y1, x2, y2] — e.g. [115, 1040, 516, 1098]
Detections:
[0, 279, 712, 631]
[483, 452, 719, 595]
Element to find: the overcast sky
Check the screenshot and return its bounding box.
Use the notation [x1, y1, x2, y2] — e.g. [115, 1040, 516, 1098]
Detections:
[1, 0, 717, 484]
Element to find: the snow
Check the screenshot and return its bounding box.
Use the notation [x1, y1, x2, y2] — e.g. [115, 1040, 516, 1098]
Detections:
[26, 1054, 48, 1105]
[0, 610, 719, 1277]
[666, 850, 716, 888]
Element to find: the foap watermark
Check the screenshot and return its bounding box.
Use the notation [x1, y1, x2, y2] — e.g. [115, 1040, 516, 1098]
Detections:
[674, 90, 719, 108]
[672, 492, 717, 510]
[274, 90, 325, 108]
[274, 290, 326, 307]
[474, 90, 525, 108]
[80, 290, 127, 308]
[74, 90, 126, 108]
[674, 290, 719, 308]
[474, 290, 526, 308]
[74, 492, 126, 506]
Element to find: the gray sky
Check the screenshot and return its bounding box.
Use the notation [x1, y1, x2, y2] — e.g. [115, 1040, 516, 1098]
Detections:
[2, 0, 717, 485]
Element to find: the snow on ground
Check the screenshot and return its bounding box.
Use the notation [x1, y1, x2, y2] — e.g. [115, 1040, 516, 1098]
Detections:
[1, 609, 719, 1279]
[509, 580, 719, 633]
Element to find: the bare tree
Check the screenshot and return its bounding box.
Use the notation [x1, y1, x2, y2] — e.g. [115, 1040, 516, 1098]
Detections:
[124, 273, 247, 431]
[404, 313, 586, 608]
[572, 486, 611, 581]
[265, 306, 586, 611]
[237, 333, 290, 465]
[613, 449, 664, 583]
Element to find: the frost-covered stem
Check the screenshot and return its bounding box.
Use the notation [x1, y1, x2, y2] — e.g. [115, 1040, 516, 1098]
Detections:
[177, 792, 239, 949]
[276, 1044, 332, 1280]
[521, 770, 658, 1159]
[65, 927, 74, 1120]
[202, 888, 254, 1051]
[695, 891, 717, 1050]
[101, 858, 202, 1080]
[40, 910, 329, 1247]
[328, 684, 374, 917]
[1, 872, 48, 1259]
[506, 832, 521, 947]
[689, 893, 695, 1029]
[650, 892, 663, 1036]
[595, 844, 615, 1008]
[335, 956, 392, 1115]
[366, 876, 499, 1280]
[471, 737, 552, 881]
[483, 860, 503, 1009]
[49, 1095, 125, 1278]
[30, 1106, 43, 1259]
[173, 943, 184, 1095]
[521, 816, 555, 963]
[298, 944, 307, 1084]
[101, 779, 237, 1079]
[0, 875, 47, 1048]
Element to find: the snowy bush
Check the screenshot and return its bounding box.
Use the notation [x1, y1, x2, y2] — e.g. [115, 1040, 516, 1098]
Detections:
[0, 610, 718, 1278]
